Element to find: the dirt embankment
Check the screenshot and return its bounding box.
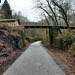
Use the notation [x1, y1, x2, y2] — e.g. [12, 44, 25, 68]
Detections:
[0, 24, 28, 75]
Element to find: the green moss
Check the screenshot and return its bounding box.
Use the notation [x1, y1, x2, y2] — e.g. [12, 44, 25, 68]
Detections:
[18, 39, 24, 48]
[17, 29, 25, 48]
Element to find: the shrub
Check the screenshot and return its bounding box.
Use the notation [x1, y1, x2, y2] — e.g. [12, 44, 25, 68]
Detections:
[25, 40, 29, 45]
[26, 36, 36, 42]
[53, 31, 74, 51]
[62, 32, 74, 50]
[42, 38, 49, 45]
[26, 36, 41, 43]
[53, 37, 64, 50]
[68, 43, 75, 56]
[49, 28, 58, 46]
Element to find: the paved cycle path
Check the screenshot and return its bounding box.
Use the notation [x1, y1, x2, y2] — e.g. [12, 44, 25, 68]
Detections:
[3, 41, 66, 75]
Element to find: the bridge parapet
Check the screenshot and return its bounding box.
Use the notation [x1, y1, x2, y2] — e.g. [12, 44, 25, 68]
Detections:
[24, 25, 75, 29]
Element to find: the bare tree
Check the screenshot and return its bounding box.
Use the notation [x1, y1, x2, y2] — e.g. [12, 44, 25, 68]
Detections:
[12, 11, 29, 25]
[34, 0, 72, 45]
[35, 0, 72, 28]
[51, 0, 70, 28]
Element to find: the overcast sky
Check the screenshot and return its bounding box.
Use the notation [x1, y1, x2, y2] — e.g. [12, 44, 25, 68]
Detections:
[1, 0, 75, 22]
[1, 0, 43, 22]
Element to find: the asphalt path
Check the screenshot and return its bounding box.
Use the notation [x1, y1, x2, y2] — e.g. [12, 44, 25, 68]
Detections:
[3, 41, 66, 75]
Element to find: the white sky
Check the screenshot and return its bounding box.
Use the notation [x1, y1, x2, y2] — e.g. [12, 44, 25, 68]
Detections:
[1, 0, 75, 22]
[1, 0, 42, 22]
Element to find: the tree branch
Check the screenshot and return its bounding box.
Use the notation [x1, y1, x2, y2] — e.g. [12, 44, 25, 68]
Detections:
[46, 0, 58, 26]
